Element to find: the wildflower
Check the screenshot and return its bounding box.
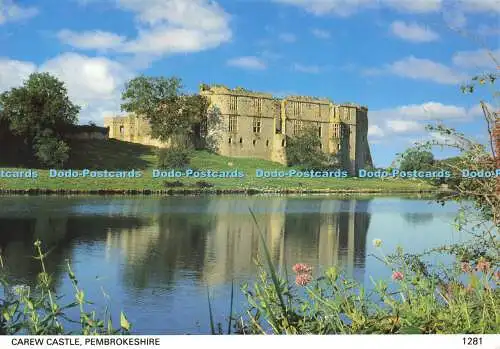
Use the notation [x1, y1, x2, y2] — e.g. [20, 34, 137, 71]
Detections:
[493, 270, 500, 281]
[372, 239, 382, 248]
[292, 263, 312, 274]
[392, 271, 404, 281]
[295, 273, 312, 287]
[227, 162, 233, 167]
[476, 258, 491, 273]
[460, 262, 472, 273]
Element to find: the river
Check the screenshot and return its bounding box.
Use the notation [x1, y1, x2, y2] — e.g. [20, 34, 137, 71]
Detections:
[0, 195, 463, 334]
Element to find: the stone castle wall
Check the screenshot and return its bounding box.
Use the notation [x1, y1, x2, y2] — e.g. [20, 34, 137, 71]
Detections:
[104, 85, 373, 173]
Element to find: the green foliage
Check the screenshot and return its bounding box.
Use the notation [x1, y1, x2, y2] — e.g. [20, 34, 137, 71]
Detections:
[121, 76, 210, 147]
[285, 127, 328, 169]
[157, 147, 191, 169]
[397, 148, 435, 172]
[0, 240, 130, 335]
[33, 130, 70, 168]
[237, 241, 499, 334]
[0, 73, 79, 140]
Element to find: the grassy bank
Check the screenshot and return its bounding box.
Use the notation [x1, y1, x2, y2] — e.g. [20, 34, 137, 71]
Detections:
[0, 139, 438, 194]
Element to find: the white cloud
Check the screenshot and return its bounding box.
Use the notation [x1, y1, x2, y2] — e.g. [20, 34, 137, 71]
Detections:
[387, 56, 468, 85]
[458, 0, 500, 13]
[0, 54, 133, 125]
[368, 101, 484, 138]
[371, 102, 476, 122]
[293, 63, 321, 74]
[57, 30, 126, 50]
[40, 53, 133, 124]
[382, 0, 442, 13]
[227, 56, 267, 70]
[272, 0, 442, 16]
[0, 58, 36, 91]
[278, 32, 296, 43]
[368, 125, 385, 137]
[273, 0, 498, 16]
[452, 48, 500, 69]
[0, 0, 39, 25]
[390, 21, 439, 42]
[386, 120, 424, 133]
[311, 28, 331, 39]
[57, 0, 232, 60]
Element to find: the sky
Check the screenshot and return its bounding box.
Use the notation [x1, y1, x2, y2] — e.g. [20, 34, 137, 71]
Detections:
[1, 0, 499, 166]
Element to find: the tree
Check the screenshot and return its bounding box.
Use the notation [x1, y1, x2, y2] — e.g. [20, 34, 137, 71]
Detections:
[397, 148, 435, 171]
[286, 126, 328, 169]
[33, 129, 70, 168]
[121, 76, 209, 148]
[0, 72, 79, 141]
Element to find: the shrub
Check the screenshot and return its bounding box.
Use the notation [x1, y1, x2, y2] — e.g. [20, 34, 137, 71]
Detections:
[195, 181, 214, 188]
[285, 127, 328, 169]
[33, 130, 70, 168]
[164, 180, 185, 188]
[157, 147, 190, 169]
[397, 148, 435, 172]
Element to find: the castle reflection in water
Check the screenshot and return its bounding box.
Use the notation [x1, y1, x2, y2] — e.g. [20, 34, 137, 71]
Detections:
[0, 197, 371, 288]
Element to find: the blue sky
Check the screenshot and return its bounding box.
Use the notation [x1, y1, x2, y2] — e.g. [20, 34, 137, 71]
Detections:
[1, 0, 499, 166]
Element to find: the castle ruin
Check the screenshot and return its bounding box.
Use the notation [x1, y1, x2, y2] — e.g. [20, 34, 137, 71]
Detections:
[104, 84, 373, 173]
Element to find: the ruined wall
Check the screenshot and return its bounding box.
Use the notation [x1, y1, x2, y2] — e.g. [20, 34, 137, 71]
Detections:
[104, 115, 167, 148]
[105, 85, 373, 171]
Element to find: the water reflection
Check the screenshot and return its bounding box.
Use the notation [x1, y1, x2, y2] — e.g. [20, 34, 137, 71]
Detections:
[0, 197, 371, 289]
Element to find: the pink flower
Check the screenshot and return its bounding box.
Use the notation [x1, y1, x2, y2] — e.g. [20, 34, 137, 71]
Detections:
[494, 270, 500, 281]
[392, 271, 404, 281]
[292, 263, 312, 274]
[295, 273, 312, 286]
[461, 262, 472, 273]
[476, 258, 491, 273]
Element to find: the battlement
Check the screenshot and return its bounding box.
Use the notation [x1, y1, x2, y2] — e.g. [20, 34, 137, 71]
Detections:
[200, 84, 274, 99]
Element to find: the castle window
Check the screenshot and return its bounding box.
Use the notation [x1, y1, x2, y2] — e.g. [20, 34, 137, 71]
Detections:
[282, 139, 286, 147]
[338, 143, 341, 151]
[292, 102, 302, 116]
[228, 115, 238, 133]
[119, 125, 124, 135]
[229, 96, 238, 112]
[254, 98, 263, 116]
[253, 139, 256, 146]
[229, 137, 232, 144]
[333, 124, 341, 138]
[266, 140, 269, 147]
[318, 124, 322, 137]
[253, 117, 262, 133]
[293, 120, 303, 135]
[319, 143, 322, 149]
[239, 137, 243, 144]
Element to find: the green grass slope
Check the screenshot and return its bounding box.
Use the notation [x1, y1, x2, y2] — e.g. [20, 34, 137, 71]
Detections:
[0, 139, 436, 193]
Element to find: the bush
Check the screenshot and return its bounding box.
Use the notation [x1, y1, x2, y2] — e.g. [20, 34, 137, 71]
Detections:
[164, 180, 184, 188]
[157, 147, 190, 169]
[195, 181, 214, 188]
[286, 127, 328, 169]
[33, 130, 70, 168]
[398, 148, 434, 172]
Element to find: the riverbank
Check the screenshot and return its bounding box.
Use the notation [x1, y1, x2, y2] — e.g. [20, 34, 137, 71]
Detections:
[0, 139, 441, 195]
[0, 171, 441, 195]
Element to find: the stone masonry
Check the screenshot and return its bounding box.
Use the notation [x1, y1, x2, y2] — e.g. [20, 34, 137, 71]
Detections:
[104, 84, 373, 174]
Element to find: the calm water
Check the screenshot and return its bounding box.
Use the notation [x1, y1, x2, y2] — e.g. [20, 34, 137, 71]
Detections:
[0, 196, 464, 334]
